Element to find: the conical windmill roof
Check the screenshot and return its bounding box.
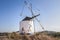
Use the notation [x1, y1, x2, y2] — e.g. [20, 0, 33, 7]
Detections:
[22, 14, 40, 21]
[22, 16, 32, 21]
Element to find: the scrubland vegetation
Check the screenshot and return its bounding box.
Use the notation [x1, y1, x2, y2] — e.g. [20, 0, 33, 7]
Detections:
[0, 32, 60, 40]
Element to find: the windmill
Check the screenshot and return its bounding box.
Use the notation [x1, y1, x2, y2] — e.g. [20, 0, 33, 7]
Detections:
[19, 0, 45, 35]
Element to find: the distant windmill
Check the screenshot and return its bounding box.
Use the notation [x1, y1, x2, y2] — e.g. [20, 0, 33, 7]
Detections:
[19, 0, 45, 35]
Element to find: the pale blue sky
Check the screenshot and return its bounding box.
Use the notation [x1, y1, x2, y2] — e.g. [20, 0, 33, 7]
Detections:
[0, 0, 60, 32]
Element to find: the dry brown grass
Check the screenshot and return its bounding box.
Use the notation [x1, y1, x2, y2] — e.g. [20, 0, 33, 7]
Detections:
[0, 32, 60, 40]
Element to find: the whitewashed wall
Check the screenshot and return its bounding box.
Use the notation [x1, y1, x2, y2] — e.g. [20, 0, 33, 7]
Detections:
[19, 20, 34, 34]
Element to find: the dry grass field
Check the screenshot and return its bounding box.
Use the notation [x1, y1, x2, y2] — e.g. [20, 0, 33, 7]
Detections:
[0, 32, 60, 40]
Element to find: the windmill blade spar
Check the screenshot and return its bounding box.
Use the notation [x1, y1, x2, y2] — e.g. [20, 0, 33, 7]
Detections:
[35, 18, 45, 31]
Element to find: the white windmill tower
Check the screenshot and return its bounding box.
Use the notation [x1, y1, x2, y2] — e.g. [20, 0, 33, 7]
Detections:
[19, 0, 45, 35]
[20, 14, 40, 35]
